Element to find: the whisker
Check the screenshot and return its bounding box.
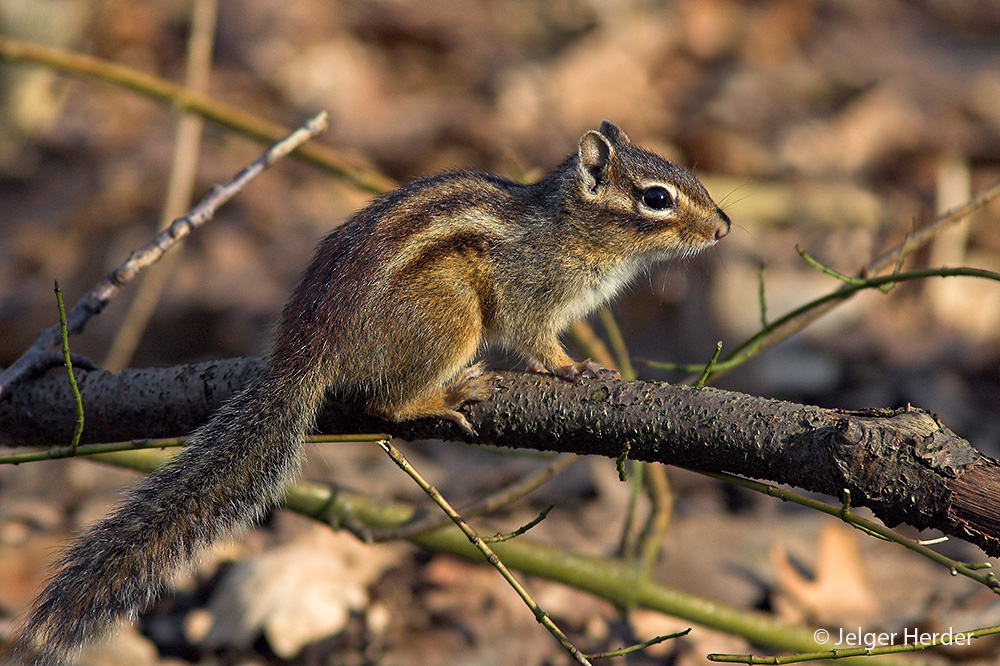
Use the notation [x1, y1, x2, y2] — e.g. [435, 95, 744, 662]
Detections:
[717, 180, 752, 208]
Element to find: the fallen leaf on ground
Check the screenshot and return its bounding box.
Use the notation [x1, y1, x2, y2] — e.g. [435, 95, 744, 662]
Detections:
[197, 527, 403, 658]
[770, 522, 879, 627]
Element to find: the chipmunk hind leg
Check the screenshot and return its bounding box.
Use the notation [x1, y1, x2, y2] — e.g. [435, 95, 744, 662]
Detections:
[369, 279, 493, 434]
[382, 361, 492, 435]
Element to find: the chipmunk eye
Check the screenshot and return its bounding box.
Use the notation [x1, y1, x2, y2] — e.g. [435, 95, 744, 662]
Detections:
[642, 186, 674, 210]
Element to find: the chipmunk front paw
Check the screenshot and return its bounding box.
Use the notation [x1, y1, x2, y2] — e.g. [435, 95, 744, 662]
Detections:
[548, 359, 619, 382]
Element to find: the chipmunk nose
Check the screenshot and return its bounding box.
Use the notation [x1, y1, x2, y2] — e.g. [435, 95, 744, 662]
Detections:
[714, 208, 731, 240]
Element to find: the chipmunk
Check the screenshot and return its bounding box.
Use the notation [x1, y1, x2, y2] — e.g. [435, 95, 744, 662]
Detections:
[11, 120, 729, 664]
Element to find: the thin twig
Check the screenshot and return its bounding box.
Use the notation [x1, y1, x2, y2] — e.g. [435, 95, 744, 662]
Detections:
[378, 438, 593, 666]
[757, 262, 768, 327]
[794, 244, 867, 286]
[0, 437, 186, 465]
[485, 505, 553, 543]
[0, 111, 329, 399]
[695, 341, 723, 386]
[0, 432, 381, 466]
[54, 282, 83, 452]
[587, 629, 691, 660]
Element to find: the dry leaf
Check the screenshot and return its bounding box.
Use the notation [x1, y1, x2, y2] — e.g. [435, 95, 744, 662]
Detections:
[198, 527, 402, 659]
[770, 523, 879, 627]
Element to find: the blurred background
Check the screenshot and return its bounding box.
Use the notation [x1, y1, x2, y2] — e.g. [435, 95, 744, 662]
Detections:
[3, 1, 1000, 664]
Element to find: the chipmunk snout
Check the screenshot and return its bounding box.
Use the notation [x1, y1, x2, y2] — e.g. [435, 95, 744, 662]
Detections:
[714, 209, 732, 240]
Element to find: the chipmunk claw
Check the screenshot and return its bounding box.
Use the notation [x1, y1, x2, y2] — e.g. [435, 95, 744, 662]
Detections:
[556, 359, 619, 382]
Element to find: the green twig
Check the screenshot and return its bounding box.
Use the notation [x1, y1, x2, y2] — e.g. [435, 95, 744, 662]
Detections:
[762, 179, 1000, 363]
[839, 489, 889, 542]
[54, 281, 84, 452]
[0, 433, 388, 465]
[587, 628, 691, 659]
[757, 262, 768, 327]
[965, 561, 994, 571]
[695, 341, 724, 387]
[721, 266, 1000, 366]
[794, 245, 867, 286]
[486, 505, 553, 543]
[797, 243, 901, 294]
[0, 437, 185, 465]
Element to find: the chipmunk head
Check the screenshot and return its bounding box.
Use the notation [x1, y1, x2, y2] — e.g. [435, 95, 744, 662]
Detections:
[574, 120, 730, 259]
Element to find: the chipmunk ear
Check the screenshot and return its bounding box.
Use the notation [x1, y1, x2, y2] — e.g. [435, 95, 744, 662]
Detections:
[578, 128, 615, 193]
[598, 120, 630, 146]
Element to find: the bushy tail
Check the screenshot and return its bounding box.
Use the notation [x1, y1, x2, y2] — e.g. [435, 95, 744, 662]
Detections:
[12, 367, 325, 665]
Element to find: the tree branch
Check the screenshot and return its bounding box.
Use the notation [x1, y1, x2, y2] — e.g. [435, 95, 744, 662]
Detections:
[3, 358, 997, 558]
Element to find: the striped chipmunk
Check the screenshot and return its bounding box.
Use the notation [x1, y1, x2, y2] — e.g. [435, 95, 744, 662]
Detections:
[11, 120, 730, 664]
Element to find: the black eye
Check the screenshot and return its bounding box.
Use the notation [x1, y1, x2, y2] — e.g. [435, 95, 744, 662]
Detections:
[642, 186, 674, 210]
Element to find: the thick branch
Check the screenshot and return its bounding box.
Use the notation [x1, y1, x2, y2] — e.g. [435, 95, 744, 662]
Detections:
[2, 358, 997, 557]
